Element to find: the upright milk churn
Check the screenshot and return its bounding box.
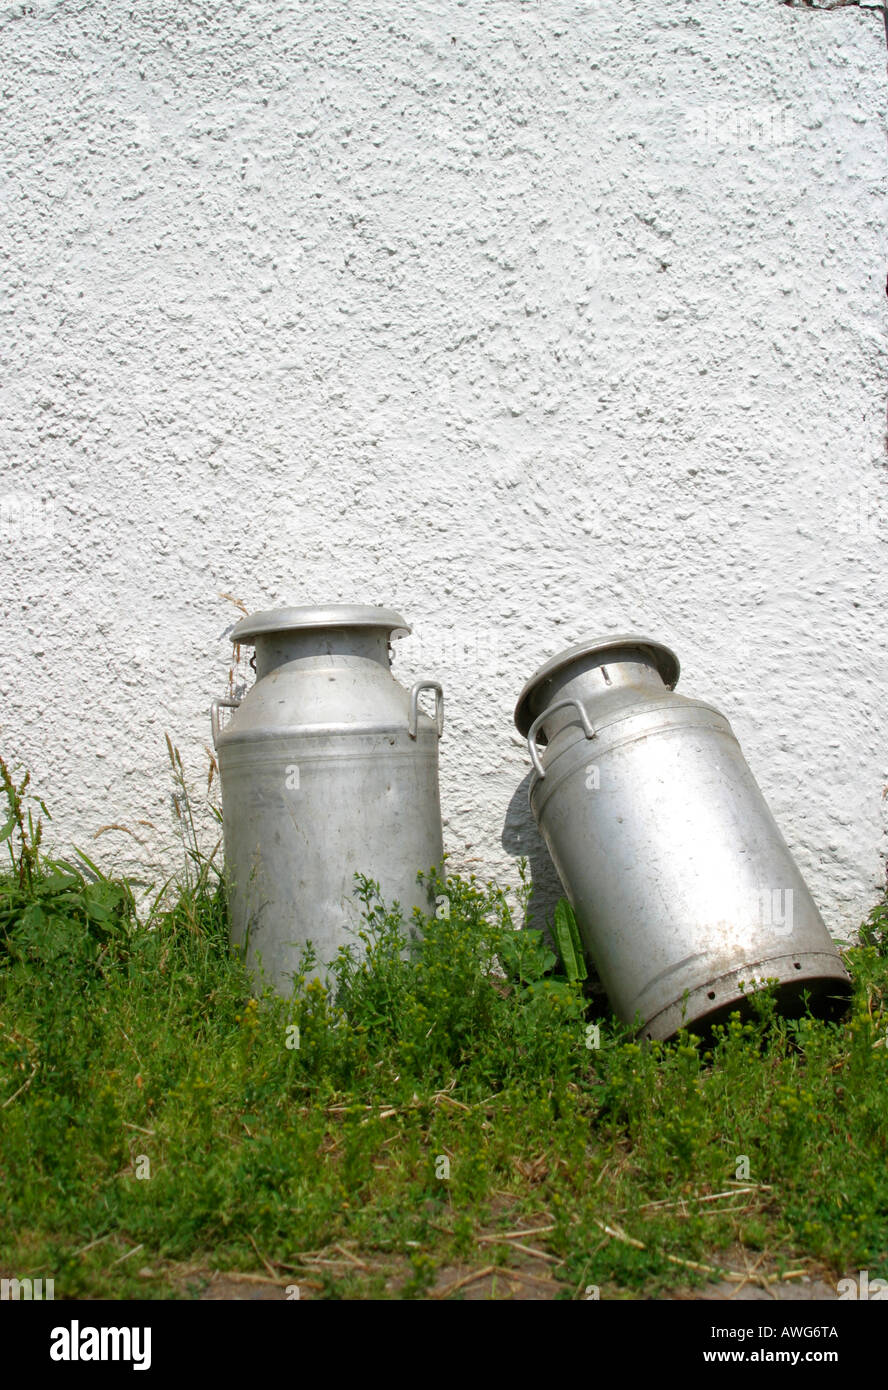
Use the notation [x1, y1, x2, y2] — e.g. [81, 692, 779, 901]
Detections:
[211, 605, 445, 991]
[514, 634, 851, 1040]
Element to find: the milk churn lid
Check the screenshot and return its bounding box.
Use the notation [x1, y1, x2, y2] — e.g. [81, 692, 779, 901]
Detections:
[513, 633, 680, 736]
[231, 605, 411, 644]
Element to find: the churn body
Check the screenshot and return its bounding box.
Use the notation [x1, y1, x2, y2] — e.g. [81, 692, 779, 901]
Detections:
[514, 635, 851, 1040]
[212, 606, 444, 991]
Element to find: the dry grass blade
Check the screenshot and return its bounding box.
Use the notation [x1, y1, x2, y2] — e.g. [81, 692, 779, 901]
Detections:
[75, 1233, 113, 1257]
[432, 1090, 472, 1112]
[111, 1243, 144, 1267]
[432, 1265, 498, 1299]
[498, 1267, 568, 1290]
[218, 592, 250, 617]
[249, 1233, 279, 1280]
[331, 1243, 371, 1270]
[1, 1061, 38, 1109]
[213, 1270, 289, 1287]
[93, 823, 143, 840]
[664, 1253, 744, 1280]
[729, 1250, 769, 1299]
[593, 1218, 747, 1282]
[497, 1242, 560, 1264]
[477, 1225, 556, 1243]
[634, 1186, 765, 1213]
[593, 1218, 645, 1251]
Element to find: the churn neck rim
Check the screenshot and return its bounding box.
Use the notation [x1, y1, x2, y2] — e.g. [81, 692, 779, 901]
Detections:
[513, 632, 681, 735]
[231, 605, 411, 645]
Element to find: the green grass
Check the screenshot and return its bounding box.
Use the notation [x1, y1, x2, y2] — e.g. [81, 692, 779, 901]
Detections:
[2, 750, 888, 1300]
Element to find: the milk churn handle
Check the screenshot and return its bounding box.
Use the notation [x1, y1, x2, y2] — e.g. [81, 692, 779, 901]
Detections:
[527, 698, 596, 779]
[210, 696, 242, 749]
[408, 681, 444, 739]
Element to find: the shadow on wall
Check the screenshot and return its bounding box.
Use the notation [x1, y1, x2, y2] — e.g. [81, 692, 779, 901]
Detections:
[501, 772, 564, 936]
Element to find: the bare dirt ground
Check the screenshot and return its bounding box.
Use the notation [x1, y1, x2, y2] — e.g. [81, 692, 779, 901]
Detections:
[3, 1249, 840, 1301]
[182, 1264, 840, 1302]
[159, 1235, 842, 1302]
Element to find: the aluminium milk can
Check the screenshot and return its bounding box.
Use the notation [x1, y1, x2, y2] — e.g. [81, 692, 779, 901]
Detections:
[211, 605, 444, 991]
[514, 634, 851, 1040]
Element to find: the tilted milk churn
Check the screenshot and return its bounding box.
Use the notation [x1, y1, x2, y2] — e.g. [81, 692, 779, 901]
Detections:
[211, 605, 444, 991]
[514, 634, 851, 1040]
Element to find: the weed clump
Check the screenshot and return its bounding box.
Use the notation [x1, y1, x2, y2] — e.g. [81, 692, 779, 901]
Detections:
[1, 752, 886, 1299]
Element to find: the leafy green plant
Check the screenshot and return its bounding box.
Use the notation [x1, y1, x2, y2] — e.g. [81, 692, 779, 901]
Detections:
[0, 752, 48, 890]
[1, 753, 886, 1301]
[551, 897, 588, 983]
[860, 894, 888, 956]
[0, 755, 136, 971]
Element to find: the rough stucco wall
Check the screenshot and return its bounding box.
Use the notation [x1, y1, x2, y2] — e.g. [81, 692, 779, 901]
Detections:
[1, 0, 885, 940]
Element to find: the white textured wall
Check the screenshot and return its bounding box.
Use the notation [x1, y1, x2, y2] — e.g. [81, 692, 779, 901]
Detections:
[1, 0, 886, 940]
